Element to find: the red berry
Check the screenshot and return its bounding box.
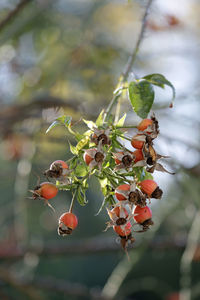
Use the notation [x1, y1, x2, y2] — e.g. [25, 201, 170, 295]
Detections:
[115, 184, 130, 201]
[131, 134, 144, 149]
[34, 182, 58, 200]
[133, 205, 152, 224]
[137, 119, 153, 132]
[59, 212, 78, 230]
[139, 179, 163, 199]
[133, 149, 144, 163]
[113, 222, 132, 236]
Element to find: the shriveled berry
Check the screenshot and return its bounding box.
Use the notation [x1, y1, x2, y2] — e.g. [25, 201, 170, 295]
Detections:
[137, 119, 153, 132]
[139, 179, 163, 199]
[45, 160, 69, 179]
[131, 134, 145, 149]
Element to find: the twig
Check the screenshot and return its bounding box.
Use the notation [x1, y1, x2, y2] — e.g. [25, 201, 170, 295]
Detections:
[122, 0, 153, 81]
[104, 0, 154, 122]
[0, 0, 32, 32]
[179, 209, 200, 300]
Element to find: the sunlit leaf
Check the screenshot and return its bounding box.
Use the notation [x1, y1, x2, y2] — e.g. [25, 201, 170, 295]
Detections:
[95, 109, 105, 127]
[76, 136, 90, 152]
[115, 113, 126, 127]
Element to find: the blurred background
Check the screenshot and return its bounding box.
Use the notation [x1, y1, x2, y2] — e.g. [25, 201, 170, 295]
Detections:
[0, 0, 200, 299]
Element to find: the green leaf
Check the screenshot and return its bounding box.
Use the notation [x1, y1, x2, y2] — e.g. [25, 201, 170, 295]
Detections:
[67, 123, 84, 141]
[143, 73, 175, 101]
[77, 187, 87, 206]
[69, 142, 78, 155]
[57, 115, 72, 126]
[115, 113, 126, 127]
[76, 136, 90, 152]
[69, 157, 78, 169]
[75, 164, 88, 177]
[95, 110, 105, 127]
[46, 121, 60, 133]
[129, 80, 155, 118]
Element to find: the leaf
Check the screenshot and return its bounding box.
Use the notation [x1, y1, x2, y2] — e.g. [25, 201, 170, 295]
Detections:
[57, 115, 72, 126]
[67, 123, 84, 141]
[143, 73, 175, 101]
[95, 110, 105, 127]
[76, 136, 90, 152]
[69, 142, 78, 155]
[115, 113, 126, 127]
[129, 80, 155, 118]
[75, 164, 88, 177]
[46, 121, 60, 133]
[83, 119, 96, 129]
[77, 187, 87, 206]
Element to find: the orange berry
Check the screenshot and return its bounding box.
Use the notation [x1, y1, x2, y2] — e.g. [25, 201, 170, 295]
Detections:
[133, 206, 152, 224]
[139, 179, 163, 199]
[137, 119, 153, 131]
[59, 212, 78, 230]
[131, 134, 144, 149]
[115, 184, 130, 201]
[133, 149, 144, 163]
[35, 182, 58, 200]
[113, 222, 132, 237]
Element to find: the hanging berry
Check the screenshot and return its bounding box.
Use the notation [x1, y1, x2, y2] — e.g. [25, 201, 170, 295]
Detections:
[133, 205, 153, 231]
[139, 179, 163, 199]
[32, 182, 58, 200]
[58, 212, 78, 236]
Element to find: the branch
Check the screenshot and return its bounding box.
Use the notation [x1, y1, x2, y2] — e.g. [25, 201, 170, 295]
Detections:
[122, 0, 153, 81]
[0, 0, 32, 32]
[104, 0, 154, 122]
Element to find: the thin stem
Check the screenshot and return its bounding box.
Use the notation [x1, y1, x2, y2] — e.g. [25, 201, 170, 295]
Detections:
[0, 0, 32, 32]
[69, 191, 77, 213]
[116, 133, 132, 141]
[122, 0, 154, 81]
[103, 0, 154, 123]
[116, 125, 137, 129]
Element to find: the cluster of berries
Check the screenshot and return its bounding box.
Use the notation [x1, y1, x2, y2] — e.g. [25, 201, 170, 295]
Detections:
[31, 114, 173, 250]
[31, 160, 78, 235]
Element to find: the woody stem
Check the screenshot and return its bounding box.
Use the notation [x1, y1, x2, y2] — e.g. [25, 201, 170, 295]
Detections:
[103, 0, 153, 123]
